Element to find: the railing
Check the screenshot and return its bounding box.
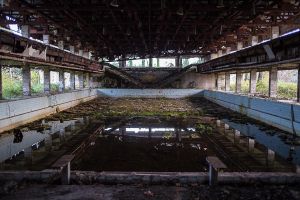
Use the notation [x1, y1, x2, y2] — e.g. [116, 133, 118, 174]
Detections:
[0, 28, 103, 73]
[197, 30, 300, 73]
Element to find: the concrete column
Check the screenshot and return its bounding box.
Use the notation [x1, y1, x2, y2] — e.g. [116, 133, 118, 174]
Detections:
[0, 65, 2, 99]
[149, 58, 153, 67]
[43, 34, 49, 44]
[70, 72, 75, 90]
[211, 53, 218, 60]
[251, 35, 258, 46]
[250, 69, 257, 94]
[234, 130, 240, 144]
[69, 46, 75, 53]
[83, 51, 89, 59]
[175, 56, 182, 68]
[58, 40, 64, 50]
[237, 42, 243, 50]
[59, 70, 65, 92]
[119, 60, 126, 68]
[89, 75, 94, 88]
[226, 47, 231, 54]
[248, 138, 255, 152]
[179, 57, 182, 68]
[44, 67, 50, 94]
[22, 64, 31, 96]
[78, 50, 83, 56]
[217, 74, 222, 91]
[297, 67, 300, 102]
[21, 25, 29, 38]
[236, 72, 242, 93]
[85, 73, 90, 88]
[267, 149, 275, 163]
[217, 50, 223, 57]
[269, 67, 278, 98]
[271, 26, 280, 39]
[225, 72, 230, 91]
[78, 72, 84, 89]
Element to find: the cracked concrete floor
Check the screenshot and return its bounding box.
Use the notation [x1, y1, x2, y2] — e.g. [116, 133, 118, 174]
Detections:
[2, 184, 300, 200]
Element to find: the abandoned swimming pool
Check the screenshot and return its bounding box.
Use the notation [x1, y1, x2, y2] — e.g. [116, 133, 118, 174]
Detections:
[0, 98, 299, 174]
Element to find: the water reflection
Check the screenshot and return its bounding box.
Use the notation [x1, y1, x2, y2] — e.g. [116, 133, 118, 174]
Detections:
[72, 117, 298, 172]
[0, 117, 89, 170]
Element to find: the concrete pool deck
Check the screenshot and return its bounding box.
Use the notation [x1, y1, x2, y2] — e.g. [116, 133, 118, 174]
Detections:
[1, 170, 300, 185]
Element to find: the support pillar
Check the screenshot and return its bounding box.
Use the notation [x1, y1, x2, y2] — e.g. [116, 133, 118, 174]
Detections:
[175, 56, 182, 68]
[119, 60, 126, 68]
[43, 34, 49, 44]
[70, 72, 75, 90]
[226, 47, 231, 54]
[69, 46, 75, 54]
[267, 149, 275, 164]
[248, 138, 255, 152]
[271, 26, 280, 39]
[250, 69, 257, 94]
[85, 73, 90, 88]
[78, 50, 83, 56]
[89, 75, 94, 88]
[22, 64, 31, 96]
[217, 50, 223, 57]
[83, 51, 89, 59]
[236, 72, 242, 93]
[217, 73, 223, 90]
[21, 25, 29, 38]
[251, 35, 258, 46]
[0, 65, 2, 99]
[58, 40, 64, 50]
[297, 67, 300, 102]
[44, 67, 50, 94]
[225, 72, 230, 91]
[211, 53, 218, 60]
[149, 58, 153, 68]
[269, 67, 278, 98]
[78, 72, 84, 89]
[234, 130, 240, 144]
[59, 70, 65, 92]
[237, 42, 243, 50]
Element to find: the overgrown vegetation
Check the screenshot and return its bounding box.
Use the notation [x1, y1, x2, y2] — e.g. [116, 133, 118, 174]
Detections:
[50, 83, 59, 93]
[2, 67, 23, 98]
[31, 69, 43, 95]
[277, 81, 297, 99]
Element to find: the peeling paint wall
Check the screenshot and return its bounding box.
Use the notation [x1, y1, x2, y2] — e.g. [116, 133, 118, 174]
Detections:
[97, 89, 204, 98]
[179, 72, 216, 89]
[203, 90, 300, 136]
[0, 89, 98, 133]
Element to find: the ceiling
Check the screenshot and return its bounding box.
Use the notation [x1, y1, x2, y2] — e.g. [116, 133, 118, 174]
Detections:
[0, 0, 300, 61]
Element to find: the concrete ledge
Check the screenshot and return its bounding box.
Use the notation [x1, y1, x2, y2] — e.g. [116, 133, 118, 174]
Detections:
[97, 89, 204, 98]
[203, 90, 300, 136]
[0, 171, 299, 185]
[0, 89, 98, 133]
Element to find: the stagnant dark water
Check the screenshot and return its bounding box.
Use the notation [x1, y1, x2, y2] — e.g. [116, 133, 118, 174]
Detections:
[0, 98, 299, 172]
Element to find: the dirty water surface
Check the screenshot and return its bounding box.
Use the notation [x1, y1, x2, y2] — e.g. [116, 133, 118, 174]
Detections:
[0, 97, 299, 173]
